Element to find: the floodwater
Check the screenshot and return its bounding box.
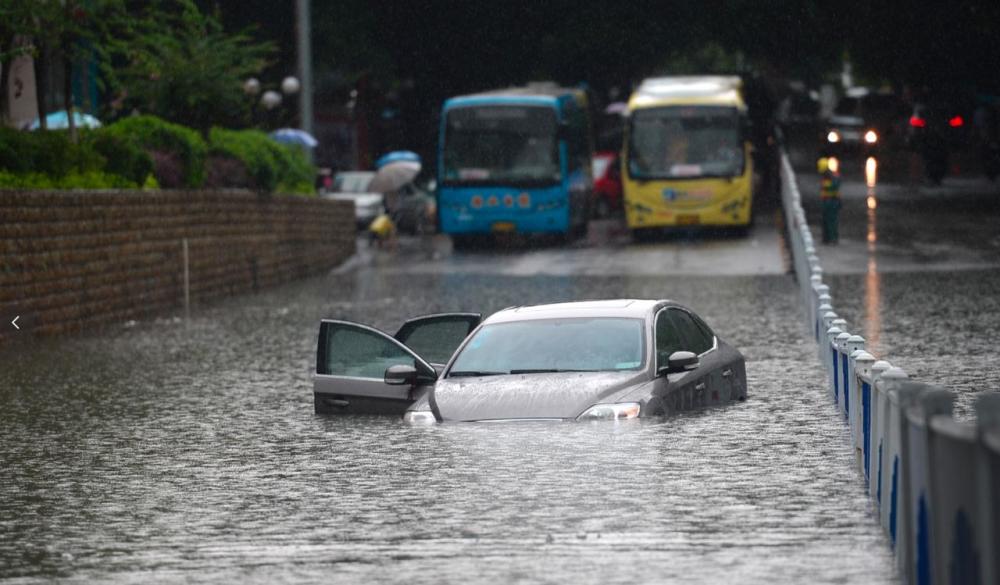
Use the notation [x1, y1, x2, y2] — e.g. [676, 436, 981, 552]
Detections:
[0, 250, 900, 584]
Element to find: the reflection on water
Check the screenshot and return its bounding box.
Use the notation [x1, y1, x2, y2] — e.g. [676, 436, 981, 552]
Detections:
[865, 156, 878, 188]
[0, 271, 898, 584]
[864, 160, 883, 354]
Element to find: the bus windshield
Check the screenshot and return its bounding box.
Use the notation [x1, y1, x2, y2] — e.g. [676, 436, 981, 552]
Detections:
[442, 105, 560, 186]
[628, 106, 743, 179]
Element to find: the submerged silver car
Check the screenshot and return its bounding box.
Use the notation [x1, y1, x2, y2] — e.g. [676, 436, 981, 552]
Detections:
[313, 299, 747, 422]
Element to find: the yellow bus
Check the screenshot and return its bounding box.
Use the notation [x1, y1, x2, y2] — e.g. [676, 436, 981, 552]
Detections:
[622, 76, 753, 237]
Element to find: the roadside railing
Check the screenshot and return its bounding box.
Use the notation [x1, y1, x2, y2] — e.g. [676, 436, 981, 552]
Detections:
[779, 152, 1000, 585]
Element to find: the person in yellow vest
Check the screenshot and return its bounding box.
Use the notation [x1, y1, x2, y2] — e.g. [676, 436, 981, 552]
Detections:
[817, 157, 841, 244]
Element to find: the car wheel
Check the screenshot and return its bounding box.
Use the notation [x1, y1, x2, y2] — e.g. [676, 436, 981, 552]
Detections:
[451, 234, 478, 251]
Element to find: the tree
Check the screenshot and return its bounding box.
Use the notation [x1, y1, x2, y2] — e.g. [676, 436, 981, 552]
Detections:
[0, 1, 133, 136]
[0, 5, 34, 127]
[120, 0, 274, 133]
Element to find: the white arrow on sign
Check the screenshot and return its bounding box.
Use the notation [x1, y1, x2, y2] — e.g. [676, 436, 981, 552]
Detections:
[11, 316, 19, 330]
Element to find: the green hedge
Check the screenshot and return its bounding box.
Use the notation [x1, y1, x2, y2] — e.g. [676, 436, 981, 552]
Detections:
[0, 127, 102, 177]
[101, 115, 207, 188]
[84, 130, 154, 186]
[208, 128, 314, 194]
[0, 116, 315, 194]
[0, 169, 139, 189]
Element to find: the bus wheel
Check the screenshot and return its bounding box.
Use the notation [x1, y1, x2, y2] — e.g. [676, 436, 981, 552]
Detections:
[451, 235, 477, 251]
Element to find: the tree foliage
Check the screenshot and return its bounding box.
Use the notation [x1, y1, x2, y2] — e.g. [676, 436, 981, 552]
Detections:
[119, 0, 274, 132]
[0, 0, 133, 132]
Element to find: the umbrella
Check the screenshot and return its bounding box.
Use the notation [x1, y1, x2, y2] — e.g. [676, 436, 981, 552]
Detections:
[270, 128, 318, 148]
[375, 150, 421, 169]
[368, 156, 421, 193]
[28, 110, 102, 130]
[604, 102, 628, 116]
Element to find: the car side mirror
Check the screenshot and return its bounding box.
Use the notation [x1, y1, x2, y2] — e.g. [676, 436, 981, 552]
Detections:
[658, 351, 699, 376]
[384, 364, 435, 386]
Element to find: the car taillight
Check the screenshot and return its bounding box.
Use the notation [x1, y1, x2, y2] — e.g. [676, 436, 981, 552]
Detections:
[949, 116, 964, 127]
[909, 116, 926, 128]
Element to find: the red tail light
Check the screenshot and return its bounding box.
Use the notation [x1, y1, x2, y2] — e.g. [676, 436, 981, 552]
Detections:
[948, 116, 964, 127]
[909, 116, 926, 128]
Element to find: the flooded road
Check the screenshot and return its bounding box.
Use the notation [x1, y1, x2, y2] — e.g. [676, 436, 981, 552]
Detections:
[1, 216, 901, 583]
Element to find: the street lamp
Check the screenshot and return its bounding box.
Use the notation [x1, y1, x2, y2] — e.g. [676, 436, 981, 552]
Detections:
[243, 77, 261, 96]
[281, 76, 300, 96]
[261, 90, 282, 110]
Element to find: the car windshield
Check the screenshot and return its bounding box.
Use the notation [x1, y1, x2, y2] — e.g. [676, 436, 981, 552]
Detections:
[448, 317, 645, 375]
[628, 105, 743, 179]
[834, 97, 861, 116]
[442, 105, 560, 186]
[334, 172, 375, 192]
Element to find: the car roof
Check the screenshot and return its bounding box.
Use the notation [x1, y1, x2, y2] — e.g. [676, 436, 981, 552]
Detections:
[483, 299, 667, 324]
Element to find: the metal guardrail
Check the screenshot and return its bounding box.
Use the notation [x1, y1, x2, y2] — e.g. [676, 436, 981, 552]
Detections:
[779, 152, 1000, 585]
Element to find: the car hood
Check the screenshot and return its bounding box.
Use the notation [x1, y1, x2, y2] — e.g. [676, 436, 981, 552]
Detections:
[431, 371, 647, 421]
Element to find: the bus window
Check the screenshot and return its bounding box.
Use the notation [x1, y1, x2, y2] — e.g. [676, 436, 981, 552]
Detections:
[628, 106, 743, 179]
[442, 106, 560, 186]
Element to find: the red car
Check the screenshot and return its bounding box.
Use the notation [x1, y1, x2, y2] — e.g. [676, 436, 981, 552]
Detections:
[591, 151, 622, 217]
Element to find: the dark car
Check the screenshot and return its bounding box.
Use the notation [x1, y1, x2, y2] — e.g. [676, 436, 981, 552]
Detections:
[906, 99, 974, 152]
[313, 299, 747, 423]
[821, 89, 905, 157]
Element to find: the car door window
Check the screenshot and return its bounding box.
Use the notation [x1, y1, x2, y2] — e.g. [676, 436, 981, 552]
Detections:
[320, 323, 421, 379]
[670, 310, 714, 355]
[655, 309, 687, 367]
[394, 314, 480, 365]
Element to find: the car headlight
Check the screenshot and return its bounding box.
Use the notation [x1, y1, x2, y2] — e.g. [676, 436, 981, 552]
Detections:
[864, 130, 878, 144]
[826, 131, 840, 143]
[403, 410, 437, 425]
[576, 402, 641, 421]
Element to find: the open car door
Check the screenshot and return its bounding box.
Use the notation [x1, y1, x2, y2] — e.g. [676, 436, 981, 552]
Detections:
[314, 313, 481, 415]
[394, 312, 481, 370]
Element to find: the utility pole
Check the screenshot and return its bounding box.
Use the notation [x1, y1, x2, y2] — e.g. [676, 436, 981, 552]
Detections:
[294, 0, 313, 136]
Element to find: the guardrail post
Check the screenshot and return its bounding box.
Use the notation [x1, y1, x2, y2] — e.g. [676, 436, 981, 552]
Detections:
[928, 397, 982, 585]
[836, 332, 852, 421]
[906, 389, 953, 585]
[851, 349, 875, 478]
[826, 326, 843, 400]
[846, 334, 866, 425]
[976, 393, 1000, 585]
[873, 365, 903, 528]
[871, 367, 905, 498]
[821, 311, 838, 362]
[808, 274, 821, 331]
[816, 301, 832, 345]
[887, 382, 928, 573]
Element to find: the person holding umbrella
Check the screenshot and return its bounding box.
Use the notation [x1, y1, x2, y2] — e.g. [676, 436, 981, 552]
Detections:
[367, 151, 422, 245]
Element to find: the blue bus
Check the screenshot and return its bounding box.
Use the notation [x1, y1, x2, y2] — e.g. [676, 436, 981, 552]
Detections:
[437, 85, 593, 244]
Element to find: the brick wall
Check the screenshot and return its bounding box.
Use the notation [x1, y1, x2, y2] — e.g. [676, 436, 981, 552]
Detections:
[0, 189, 356, 341]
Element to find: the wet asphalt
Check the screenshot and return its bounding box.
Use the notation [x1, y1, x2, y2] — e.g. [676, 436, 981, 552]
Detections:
[4, 142, 996, 583]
